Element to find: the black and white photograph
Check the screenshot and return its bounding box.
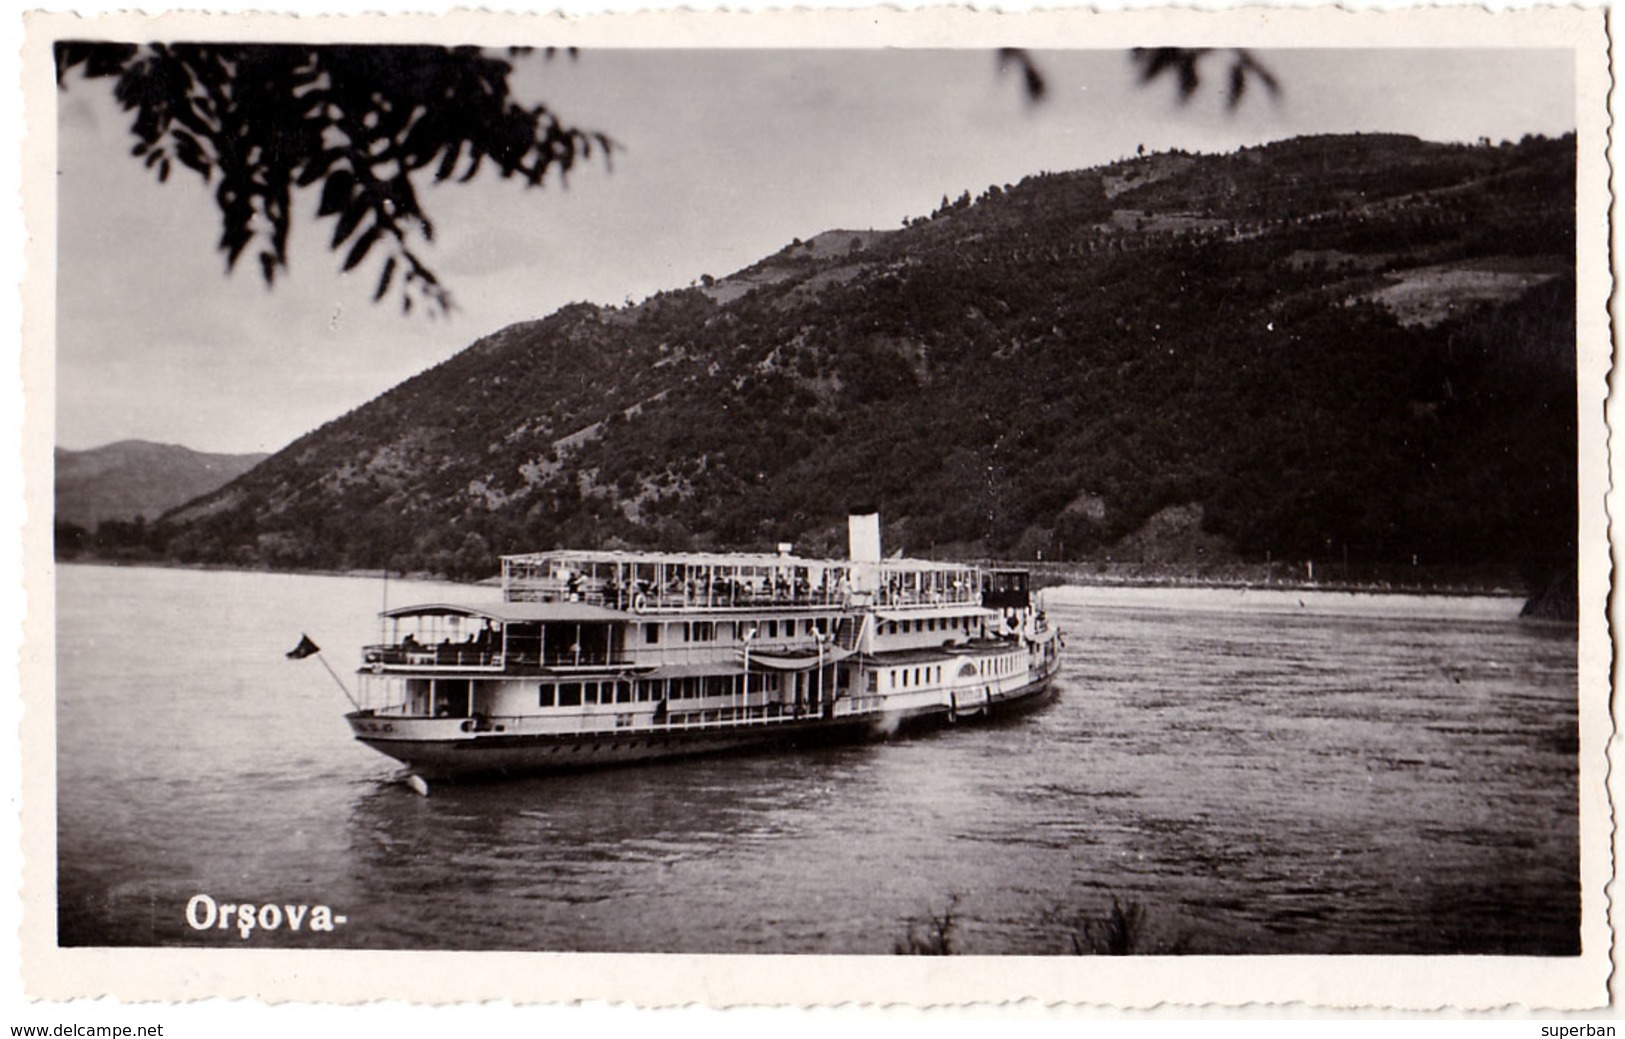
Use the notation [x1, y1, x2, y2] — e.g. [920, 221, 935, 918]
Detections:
[23, 5, 1611, 1012]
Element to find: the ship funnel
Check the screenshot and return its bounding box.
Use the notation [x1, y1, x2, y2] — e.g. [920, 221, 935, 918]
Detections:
[848, 512, 881, 564]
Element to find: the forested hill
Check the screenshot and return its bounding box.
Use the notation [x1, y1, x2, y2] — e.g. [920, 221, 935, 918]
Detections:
[158, 133, 1576, 585]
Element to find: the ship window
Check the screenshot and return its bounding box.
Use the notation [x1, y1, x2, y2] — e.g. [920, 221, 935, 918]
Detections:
[681, 623, 690, 642]
[557, 683, 582, 707]
[645, 624, 660, 645]
[866, 673, 877, 693]
[693, 622, 715, 642]
[764, 620, 776, 638]
[617, 683, 633, 704]
[583, 682, 599, 704]
[538, 684, 556, 707]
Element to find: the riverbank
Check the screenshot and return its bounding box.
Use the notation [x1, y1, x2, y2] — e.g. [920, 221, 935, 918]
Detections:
[1019, 559, 1528, 599]
[1042, 582, 1531, 624]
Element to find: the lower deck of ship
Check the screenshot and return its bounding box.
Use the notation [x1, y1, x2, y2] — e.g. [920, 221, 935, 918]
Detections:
[352, 667, 1059, 781]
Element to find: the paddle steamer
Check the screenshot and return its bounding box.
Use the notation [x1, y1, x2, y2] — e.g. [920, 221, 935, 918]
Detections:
[345, 513, 1061, 782]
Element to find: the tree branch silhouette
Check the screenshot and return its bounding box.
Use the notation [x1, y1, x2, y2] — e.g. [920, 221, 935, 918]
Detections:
[1130, 47, 1281, 108]
[996, 47, 1280, 109]
[56, 42, 614, 315]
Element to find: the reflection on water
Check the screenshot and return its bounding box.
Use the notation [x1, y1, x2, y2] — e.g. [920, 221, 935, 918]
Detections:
[56, 565, 1578, 953]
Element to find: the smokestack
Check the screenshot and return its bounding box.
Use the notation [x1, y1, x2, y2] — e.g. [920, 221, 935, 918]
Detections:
[848, 512, 881, 563]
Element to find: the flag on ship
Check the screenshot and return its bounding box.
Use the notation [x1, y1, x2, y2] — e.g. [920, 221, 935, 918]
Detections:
[286, 634, 321, 659]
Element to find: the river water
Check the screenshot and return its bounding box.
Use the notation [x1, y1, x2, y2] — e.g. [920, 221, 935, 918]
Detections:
[54, 564, 1578, 954]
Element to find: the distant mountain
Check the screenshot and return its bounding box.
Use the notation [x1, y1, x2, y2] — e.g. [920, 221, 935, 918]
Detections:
[55, 440, 269, 529]
[153, 133, 1575, 586]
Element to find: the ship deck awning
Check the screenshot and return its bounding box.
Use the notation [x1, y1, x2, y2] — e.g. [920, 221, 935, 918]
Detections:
[874, 605, 997, 623]
[740, 646, 855, 671]
[381, 601, 629, 623]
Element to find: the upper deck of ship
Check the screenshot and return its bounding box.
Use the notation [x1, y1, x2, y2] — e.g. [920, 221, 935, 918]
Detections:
[501, 548, 985, 614]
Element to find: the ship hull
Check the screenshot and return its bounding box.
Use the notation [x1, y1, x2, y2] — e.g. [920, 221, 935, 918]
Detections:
[350, 668, 1057, 781]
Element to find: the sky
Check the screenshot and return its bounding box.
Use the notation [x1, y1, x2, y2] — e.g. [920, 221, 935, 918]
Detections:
[53, 46, 1577, 455]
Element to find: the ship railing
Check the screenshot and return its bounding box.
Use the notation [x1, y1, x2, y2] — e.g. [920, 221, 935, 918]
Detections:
[537, 651, 632, 669]
[504, 582, 982, 612]
[653, 702, 840, 730]
[362, 644, 505, 669]
[869, 587, 979, 608]
[507, 578, 860, 613]
[362, 645, 639, 670]
[361, 693, 899, 733]
[615, 583, 850, 613]
[451, 702, 847, 736]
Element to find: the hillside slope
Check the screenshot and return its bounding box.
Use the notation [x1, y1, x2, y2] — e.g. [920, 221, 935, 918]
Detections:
[158, 133, 1576, 584]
